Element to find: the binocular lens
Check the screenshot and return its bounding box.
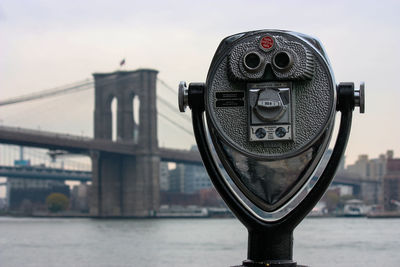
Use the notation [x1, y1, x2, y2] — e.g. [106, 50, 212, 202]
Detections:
[244, 52, 262, 70]
[273, 51, 293, 71]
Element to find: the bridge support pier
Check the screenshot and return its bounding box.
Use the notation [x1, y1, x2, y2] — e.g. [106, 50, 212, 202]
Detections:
[90, 151, 160, 217]
[90, 69, 160, 217]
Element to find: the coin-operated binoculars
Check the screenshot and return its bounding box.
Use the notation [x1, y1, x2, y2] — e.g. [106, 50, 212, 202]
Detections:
[178, 30, 365, 267]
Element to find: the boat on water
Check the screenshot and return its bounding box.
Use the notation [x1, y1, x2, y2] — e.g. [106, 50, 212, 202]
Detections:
[156, 205, 233, 218]
[343, 199, 366, 217]
[156, 205, 209, 218]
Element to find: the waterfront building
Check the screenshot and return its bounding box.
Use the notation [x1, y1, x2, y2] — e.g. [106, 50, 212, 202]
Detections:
[6, 163, 70, 212]
[347, 151, 391, 181]
[70, 183, 89, 212]
[7, 177, 69, 212]
[168, 164, 185, 193]
[334, 150, 394, 205]
[183, 163, 212, 194]
[168, 163, 212, 194]
[383, 157, 400, 211]
[168, 146, 212, 194]
[159, 162, 170, 192]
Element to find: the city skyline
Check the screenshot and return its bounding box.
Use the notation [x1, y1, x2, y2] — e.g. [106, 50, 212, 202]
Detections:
[0, 144, 396, 198]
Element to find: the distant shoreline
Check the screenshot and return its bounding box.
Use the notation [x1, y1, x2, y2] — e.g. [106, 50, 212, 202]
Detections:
[1, 213, 400, 219]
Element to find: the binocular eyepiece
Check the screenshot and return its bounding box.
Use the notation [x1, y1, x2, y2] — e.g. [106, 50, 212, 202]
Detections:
[230, 33, 314, 82]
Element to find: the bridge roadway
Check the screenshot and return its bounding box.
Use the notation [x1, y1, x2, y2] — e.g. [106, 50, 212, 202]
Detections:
[0, 165, 91, 182]
[333, 172, 380, 187]
[0, 125, 202, 164]
[0, 126, 380, 188]
[0, 163, 380, 190]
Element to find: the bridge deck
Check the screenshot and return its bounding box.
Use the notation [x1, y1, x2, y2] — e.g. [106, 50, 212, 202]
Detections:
[0, 165, 91, 182]
[0, 126, 202, 164]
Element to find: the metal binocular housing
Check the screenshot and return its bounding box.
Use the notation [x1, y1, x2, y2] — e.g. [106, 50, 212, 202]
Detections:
[179, 30, 365, 267]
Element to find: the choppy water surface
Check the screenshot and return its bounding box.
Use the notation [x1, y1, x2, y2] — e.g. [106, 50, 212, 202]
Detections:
[0, 217, 399, 267]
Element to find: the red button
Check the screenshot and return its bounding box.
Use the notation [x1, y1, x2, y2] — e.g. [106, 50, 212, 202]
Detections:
[260, 36, 274, 50]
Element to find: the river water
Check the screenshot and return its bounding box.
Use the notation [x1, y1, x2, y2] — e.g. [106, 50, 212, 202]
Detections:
[0, 217, 399, 267]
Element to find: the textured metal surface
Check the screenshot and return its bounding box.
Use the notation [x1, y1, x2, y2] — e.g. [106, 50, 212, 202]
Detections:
[206, 30, 335, 159]
[228, 36, 315, 81]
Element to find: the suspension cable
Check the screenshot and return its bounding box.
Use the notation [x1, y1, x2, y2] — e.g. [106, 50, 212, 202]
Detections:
[0, 80, 94, 107]
[157, 111, 193, 136]
[1, 75, 194, 138]
[157, 78, 178, 95]
[157, 96, 192, 124]
[0, 72, 142, 107]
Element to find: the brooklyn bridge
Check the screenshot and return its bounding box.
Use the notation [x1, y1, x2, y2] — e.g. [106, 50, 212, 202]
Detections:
[0, 69, 202, 217]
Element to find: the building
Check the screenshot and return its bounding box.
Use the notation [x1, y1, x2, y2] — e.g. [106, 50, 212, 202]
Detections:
[70, 183, 89, 212]
[347, 150, 391, 181]
[162, 146, 215, 206]
[183, 146, 212, 194]
[168, 146, 212, 194]
[7, 177, 69, 212]
[182, 163, 212, 194]
[159, 162, 170, 192]
[342, 150, 394, 204]
[6, 161, 70, 212]
[383, 157, 400, 211]
[168, 164, 185, 193]
[0, 198, 6, 210]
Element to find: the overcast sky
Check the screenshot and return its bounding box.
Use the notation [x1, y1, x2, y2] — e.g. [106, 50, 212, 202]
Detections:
[0, 0, 399, 166]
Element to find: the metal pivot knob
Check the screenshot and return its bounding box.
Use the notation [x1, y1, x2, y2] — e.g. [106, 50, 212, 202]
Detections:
[354, 82, 365, 113]
[178, 82, 205, 112]
[337, 82, 366, 113]
[178, 81, 189, 112]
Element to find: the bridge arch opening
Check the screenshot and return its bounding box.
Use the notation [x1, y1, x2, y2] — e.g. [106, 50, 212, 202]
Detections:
[132, 94, 140, 143]
[111, 97, 118, 142]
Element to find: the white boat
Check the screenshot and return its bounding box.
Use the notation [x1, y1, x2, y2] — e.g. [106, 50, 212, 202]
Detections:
[156, 205, 209, 218]
[343, 199, 366, 217]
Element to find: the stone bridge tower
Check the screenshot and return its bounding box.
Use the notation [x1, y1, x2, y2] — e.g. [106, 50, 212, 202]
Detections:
[90, 69, 160, 217]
